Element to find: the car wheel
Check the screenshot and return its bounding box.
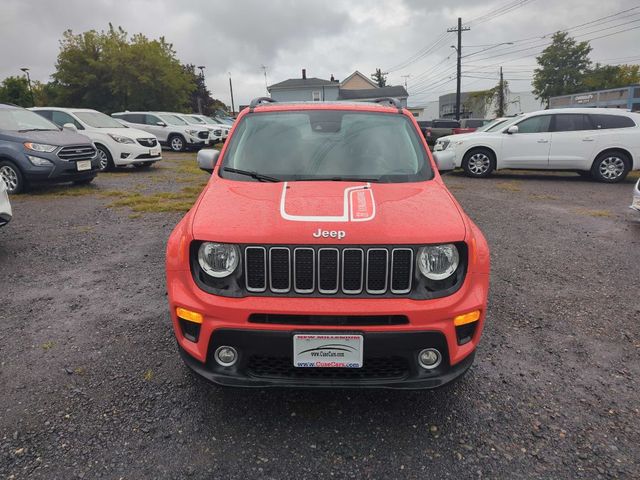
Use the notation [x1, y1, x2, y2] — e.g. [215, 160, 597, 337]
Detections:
[96, 145, 114, 171]
[591, 152, 630, 183]
[169, 135, 186, 152]
[462, 149, 495, 178]
[0, 160, 25, 194]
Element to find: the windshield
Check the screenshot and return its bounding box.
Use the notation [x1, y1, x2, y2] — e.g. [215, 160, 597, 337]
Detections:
[203, 117, 220, 125]
[185, 116, 205, 125]
[0, 108, 59, 132]
[220, 110, 432, 183]
[160, 114, 188, 126]
[477, 118, 505, 132]
[75, 111, 124, 128]
[214, 116, 234, 126]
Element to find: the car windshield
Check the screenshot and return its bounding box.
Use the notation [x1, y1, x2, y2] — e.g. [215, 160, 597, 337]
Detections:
[203, 117, 220, 125]
[485, 117, 520, 132]
[0, 108, 59, 131]
[215, 116, 234, 126]
[220, 110, 432, 183]
[185, 116, 205, 125]
[477, 118, 505, 132]
[160, 114, 188, 126]
[75, 111, 125, 128]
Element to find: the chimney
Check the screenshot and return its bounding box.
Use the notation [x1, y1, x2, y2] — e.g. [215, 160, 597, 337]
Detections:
[302, 68, 306, 80]
[330, 74, 335, 82]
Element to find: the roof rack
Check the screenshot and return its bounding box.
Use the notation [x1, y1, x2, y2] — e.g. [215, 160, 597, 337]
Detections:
[372, 97, 403, 113]
[249, 97, 276, 111]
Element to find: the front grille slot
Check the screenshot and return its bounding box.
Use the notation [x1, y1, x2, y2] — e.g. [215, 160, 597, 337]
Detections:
[244, 246, 415, 296]
[137, 138, 157, 147]
[269, 248, 290, 292]
[198, 131, 209, 139]
[249, 314, 409, 326]
[57, 145, 96, 162]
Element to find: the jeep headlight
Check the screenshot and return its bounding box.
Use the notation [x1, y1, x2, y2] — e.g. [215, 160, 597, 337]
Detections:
[417, 244, 459, 280]
[24, 142, 56, 153]
[198, 242, 239, 278]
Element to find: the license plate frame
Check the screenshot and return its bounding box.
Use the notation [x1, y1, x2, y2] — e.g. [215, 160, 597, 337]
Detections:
[293, 333, 363, 368]
[76, 160, 91, 171]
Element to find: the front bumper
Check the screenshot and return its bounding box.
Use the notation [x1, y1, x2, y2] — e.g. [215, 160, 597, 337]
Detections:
[113, 143, 162, 167]
[630, 180, 640, 212]
[21, 153, 100, 184]
[168, 265, 489, 389]
[0, 189, 11, 226]
[179, 330, 476, 389]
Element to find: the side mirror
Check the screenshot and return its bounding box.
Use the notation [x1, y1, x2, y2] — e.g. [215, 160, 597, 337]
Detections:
[433, 151, 455, 173]
[506, 125, 518, 134]
[63, 123, 78, 133]
[197, 149, 220, 174]
[156, 121, 167, 127]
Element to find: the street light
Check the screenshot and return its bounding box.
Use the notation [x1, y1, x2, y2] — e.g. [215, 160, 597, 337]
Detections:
[20, 67, 35, 107]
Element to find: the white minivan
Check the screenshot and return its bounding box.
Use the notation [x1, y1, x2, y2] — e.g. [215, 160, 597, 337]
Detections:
[434, 108, 640, 182]
[32, 107, 161, 171]
[111, 111, 209, 152]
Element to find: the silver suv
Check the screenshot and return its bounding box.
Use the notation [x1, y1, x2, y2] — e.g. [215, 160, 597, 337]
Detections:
[111, 111, 209, 152]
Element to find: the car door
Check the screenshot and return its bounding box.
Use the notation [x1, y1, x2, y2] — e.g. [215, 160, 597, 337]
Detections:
[548, 114, 598, 169]
[500, 115, 552, 168]
[144, 114, 168, 142]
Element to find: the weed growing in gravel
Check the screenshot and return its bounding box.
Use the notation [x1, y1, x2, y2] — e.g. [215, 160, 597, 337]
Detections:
[42, 341, 55, 350]
[575, 208, 613, 217]
[529, 193, 559, 201]
[108, 183, 207, 214]
[497, 181, 522, 192]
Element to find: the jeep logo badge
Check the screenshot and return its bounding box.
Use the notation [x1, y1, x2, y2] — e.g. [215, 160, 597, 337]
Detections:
[312, 228, 346, 240]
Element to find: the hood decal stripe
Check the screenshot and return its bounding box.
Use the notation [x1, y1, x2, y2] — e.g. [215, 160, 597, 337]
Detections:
[280, 182, 375, 223]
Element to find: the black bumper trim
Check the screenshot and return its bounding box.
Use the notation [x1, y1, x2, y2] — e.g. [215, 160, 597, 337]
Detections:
[178, 329, 475, 390]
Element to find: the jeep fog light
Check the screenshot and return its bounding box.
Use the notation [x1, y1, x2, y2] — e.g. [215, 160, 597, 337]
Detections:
[418, 348, 441, 369]
[417, 244, 459, 280]
[214, 346, 238, 367]
[198, 242, 239, 278]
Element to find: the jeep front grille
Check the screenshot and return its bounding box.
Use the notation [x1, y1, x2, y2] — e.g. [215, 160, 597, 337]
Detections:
[57, 145, 96, 161]
[244, 246, 413, 296]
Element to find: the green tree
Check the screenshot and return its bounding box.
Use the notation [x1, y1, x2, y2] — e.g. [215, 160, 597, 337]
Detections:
[532, 32, 592, 106]
[51, 24, 195, 113]
[0, 76, 32, 107]
[464, 80, 510, 118]
[370, 68, 387, 87]
[582, 63, 640, 91]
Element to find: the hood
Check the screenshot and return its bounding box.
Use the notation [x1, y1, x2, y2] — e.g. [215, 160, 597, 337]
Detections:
[89, 127, 156, 139]
[1, 129, 93, 146]
[191, 179, 466, 245]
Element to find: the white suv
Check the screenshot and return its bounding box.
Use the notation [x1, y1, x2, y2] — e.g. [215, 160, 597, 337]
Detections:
[111, 111, 209, 152]
[434, 108, 640, 183]
[32, 107, 161, 171]
[174, 114, 225, 144]
[183, 114, 229, 143]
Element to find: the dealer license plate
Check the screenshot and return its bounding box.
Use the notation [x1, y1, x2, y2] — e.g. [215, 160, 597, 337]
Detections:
[293, 334, 363, 368]
[76, 160, 91, 171]
[150, 147, 160, 156]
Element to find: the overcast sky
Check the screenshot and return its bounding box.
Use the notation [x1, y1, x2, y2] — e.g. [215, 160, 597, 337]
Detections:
[2, 0, 639, 109]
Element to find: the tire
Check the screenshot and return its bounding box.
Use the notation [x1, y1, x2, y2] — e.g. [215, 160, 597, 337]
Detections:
[590, 151, 630, 183]
[169, 135, 186, 152]
[96, 145, 114, 171]
[73, 177, 94, 186]
[0, 160, 25, 194]
[462, 148, 495, 178]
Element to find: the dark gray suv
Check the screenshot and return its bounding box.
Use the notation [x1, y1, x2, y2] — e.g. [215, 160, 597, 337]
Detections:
[0, 104, 99, 193]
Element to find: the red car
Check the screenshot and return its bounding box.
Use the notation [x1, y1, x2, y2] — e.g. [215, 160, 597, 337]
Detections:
[166, 97, 490, 389]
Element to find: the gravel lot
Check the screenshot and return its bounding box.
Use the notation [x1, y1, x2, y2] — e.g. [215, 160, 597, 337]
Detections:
[1, 152, 639, 479]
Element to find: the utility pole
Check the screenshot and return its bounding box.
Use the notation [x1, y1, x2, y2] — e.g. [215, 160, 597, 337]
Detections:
[20, 67, 35, 107]
[497, 66, 505, 117]
[401, 74, 411, 90]
[260, 65, 269, 94]
[197, 66, 206, 114]
[447, 18, 470, 120]
[228, 72, 235, 115]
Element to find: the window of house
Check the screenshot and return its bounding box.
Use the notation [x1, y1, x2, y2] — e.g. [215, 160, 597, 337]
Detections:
[312, 91, 321, 101]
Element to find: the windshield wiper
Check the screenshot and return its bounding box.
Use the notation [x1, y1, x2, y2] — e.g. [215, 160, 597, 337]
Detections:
[18, 128, 57, 132]
[223, 167, 281, 183]
[292, 176, 381, 183]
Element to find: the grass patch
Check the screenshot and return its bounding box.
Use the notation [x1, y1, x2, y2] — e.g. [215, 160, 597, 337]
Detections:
[628, 171, 640, 180]
[496, 181, 522, 192]
[108, 183, 207, 214]
[30, 185, 100, 197]
[42, 341, 55, 350]
[75, 225, 94, 233]
[575, 208, 612, 218]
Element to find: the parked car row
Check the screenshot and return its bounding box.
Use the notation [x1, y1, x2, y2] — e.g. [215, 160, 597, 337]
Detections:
[433, 107, 640, 183]
[0, 102, 234, 194]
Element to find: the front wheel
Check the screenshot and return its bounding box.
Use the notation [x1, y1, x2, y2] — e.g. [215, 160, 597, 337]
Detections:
[169, 135, 186, 152]
[0, 160, 25, 194]
[462, 149, 495, 178]
[590, 152, 630, 183]
[96, 145, 114, 171]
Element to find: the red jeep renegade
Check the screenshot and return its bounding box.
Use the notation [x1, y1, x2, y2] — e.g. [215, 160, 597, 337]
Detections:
[166, 97, 490, 389]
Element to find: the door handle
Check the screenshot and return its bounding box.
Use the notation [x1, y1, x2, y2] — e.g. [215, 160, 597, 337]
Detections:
[582, 137, 594, 142]
[537, 139, 549, 143]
